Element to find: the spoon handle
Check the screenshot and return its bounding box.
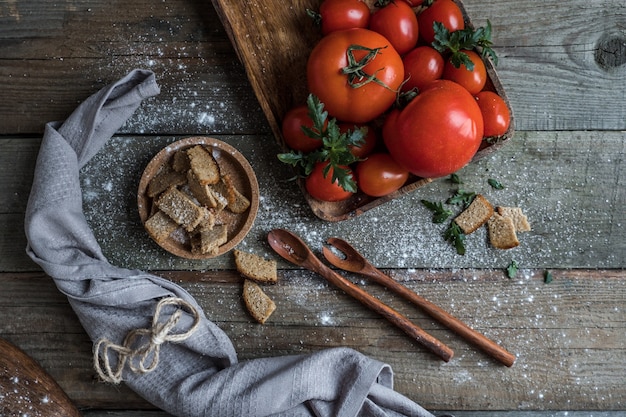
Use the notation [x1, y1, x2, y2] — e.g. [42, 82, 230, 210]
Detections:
[313, 260, 454, 362]
[365, 266, 516, 367]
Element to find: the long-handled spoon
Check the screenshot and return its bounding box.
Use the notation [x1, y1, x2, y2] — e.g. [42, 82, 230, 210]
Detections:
[267, 229, 454, 362]
[322, 237, 516, 367]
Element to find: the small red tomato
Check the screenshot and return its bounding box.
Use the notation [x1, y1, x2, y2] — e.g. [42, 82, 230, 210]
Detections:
[356, 153, 409, 197]
[417, 0, 465, 45]
[401, 45, 445, 92]
[339, 122, 378, 158]
[369, 1, 419, 55]
[305, 162, 354, 202]
[442, 50, 487, 95]
[475, 91, 511, 137]
[318, 0, 371, 35]
[281, 105, 325, 153]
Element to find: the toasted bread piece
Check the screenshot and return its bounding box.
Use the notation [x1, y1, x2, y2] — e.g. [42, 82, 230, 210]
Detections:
[242, 279, 276, 324]
[191, 224, 228, 255]
[187, 170, 219, 208]
[234, 249, 277, 284]
[496, 206, 531, 232]
[171, 149, 191, 173]
[147, 166, 186, 198]
[155, 186, 207, 232]
[207, 178, 231, 212]
[144, 210, 179, 244]
[193, 209, 216, 233]
[454, 194, 494, 234]
[222, 174, 251, 214]
[187, 145, 220, 185]
[488, 213, 520, 249]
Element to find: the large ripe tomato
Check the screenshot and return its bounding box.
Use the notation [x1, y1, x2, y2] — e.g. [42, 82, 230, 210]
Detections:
[475, 90, 511, 137]
[305, 162, 355, 202]
[356, 153, 409, 197]
[417, 0, 465, 45]
[369, 1, 419, 56]
[442, 50, 487, 95]
[339, 122, 378, 158]
[307, 28, 404, 124]
[281, 105, 325, 152]
[318, 0, 371, 35]
[401, 45, 444, 92]
[383, 80, 484, 178]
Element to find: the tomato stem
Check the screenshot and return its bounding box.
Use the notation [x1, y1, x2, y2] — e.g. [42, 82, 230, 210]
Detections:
[342, 44, 395, 91]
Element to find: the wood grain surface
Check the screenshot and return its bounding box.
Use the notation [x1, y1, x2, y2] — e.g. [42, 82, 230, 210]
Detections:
[1, 0, 625, 415]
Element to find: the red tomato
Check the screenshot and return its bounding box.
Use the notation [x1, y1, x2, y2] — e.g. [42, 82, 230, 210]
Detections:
[356, 153, 409, 197]
[383, 80, 484, 178]
[281, 105, 325, 152]
[401, 45, 445, 92]
[475, 91, 511, 137]
[305, 162, 354, 202]
[339, 122, 378, 158]
[442, 50, 487, 95]
[369, 1, 419, 55]
[318, 0, 371, 35]
[307, 28, 404, 123]
[417, 0, 465, 45]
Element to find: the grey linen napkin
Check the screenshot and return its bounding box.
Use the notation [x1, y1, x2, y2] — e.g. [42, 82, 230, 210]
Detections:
[24, 69, 436, 417]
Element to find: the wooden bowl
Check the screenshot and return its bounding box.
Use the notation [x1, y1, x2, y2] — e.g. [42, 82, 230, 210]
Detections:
[211, 0, 514, 221]
[138, 137, 259, 259]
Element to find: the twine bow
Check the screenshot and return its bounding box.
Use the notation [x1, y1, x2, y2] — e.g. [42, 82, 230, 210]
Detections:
[94, 297, 201, 384]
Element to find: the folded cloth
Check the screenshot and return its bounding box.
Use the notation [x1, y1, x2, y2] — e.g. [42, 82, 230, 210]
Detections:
[24, 69, 436, 417]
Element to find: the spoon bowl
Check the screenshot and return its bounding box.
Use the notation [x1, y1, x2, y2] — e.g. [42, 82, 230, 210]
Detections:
[267, 229, 454, 362]
[323, 237, 516, 367]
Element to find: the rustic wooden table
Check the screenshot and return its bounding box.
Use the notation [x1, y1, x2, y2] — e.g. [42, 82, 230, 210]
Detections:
[1, 0, 625, 416]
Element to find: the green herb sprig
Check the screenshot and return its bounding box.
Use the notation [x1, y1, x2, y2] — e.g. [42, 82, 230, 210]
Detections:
[421, 199, 454, 224]
[506, 260, 519, 278]
[432, 20, 498, 70]
[278, 94, 365, 193]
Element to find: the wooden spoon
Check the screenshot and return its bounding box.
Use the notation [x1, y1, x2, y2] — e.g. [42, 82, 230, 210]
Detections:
[323, 237, 516, 367]
[0, 337, 82, 416]
[267, 229, 454, 362]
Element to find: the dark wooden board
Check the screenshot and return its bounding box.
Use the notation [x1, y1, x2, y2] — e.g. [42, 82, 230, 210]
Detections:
[2, 131, 624, 272]
[1, 269, 624, 412]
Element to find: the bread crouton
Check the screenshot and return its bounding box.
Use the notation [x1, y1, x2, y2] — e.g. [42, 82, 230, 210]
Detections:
[187, 145, 220, 185]
[496, 206, 531, 232]
[144, 210, 179, 244]
[242, 279, 276, 324]
[147, 166, 186, 198]
[191, 224, 228, 255]
[454, 194, 494, 234]
[488, 213, 520, 249]
[234, 249, 277, 284]
[155, 187, 207, 232]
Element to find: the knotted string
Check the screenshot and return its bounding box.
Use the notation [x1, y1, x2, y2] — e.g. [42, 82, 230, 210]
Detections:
[94, 297, 201, 384]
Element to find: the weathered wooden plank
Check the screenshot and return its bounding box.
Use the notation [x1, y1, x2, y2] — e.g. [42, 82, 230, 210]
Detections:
[0, 0, 269, 135]
[1, 0, 624, 136]
[460, 0, 626, 131]
[1, 269, 624, 411]
[1, 130, 623, 272]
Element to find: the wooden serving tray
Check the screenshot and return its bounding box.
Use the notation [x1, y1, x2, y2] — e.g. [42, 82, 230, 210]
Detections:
[210, 0, 514, 221]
